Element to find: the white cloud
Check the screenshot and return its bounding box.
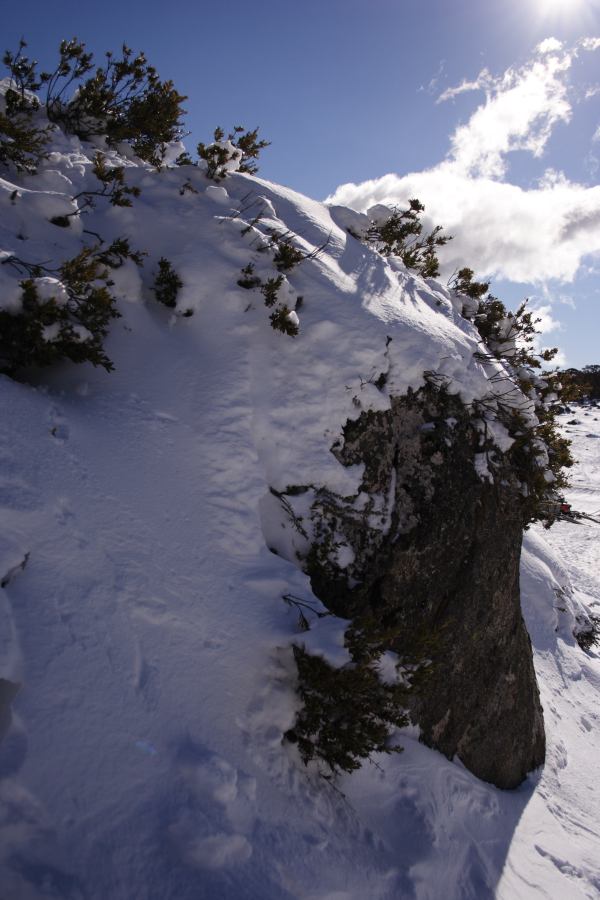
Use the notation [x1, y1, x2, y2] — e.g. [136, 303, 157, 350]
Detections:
[441, 51, 572, 179]
[537, 37, 563, 54]
[419, 59, 446, 95]
[437, 69, 493, 103]
[327, 38, 600, 286]
[531, 302, 561, 333]
[581, 37, 600, 51]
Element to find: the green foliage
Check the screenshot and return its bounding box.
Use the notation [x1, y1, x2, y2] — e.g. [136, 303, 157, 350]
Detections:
[286, 644, 408, 775]
[61, 152, 142, 221]
[454, 268, 574, 525]
[269, 305, 299, 336]
[197, 127, 242, 180]
[0, 244, 128, 376]
[1, 41, 50, 172]
[3, 38, 187, 167]
[260, 275, 284, 307]
[270, 232, 305, 272]
[562, 365, 600, 401]
[197, 125, 269, 179]
[152, 257, 183, 308]
[0, 108, 49, 173]
[89, 152, 141, 206]
[237, 262, 298, 335]
[366, 199, 451, 278]
[227, 125, 270, 174]
[448, 267, 489, 300]
[95, 236, 146, 268]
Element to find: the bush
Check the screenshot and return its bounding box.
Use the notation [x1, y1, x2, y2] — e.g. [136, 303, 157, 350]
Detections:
[0, 243, 131, 376]
[0, 42, 51, 172]
[152, 257, 183, 308]
[197, 125, 269, 180]
[285, 643, 408, 776]
[366, 199, 451, 278]
[269, 305, 299, 336]
[3, 38, 187, 167]
[237, 263, 298, 335]
[561, 365, 600, 401]
[453, 269, 575, 525]
[82, 152, 141, 208]
[270, 232, 305, 272]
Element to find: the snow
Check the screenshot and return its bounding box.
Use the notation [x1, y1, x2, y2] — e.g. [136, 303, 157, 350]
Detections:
[0, 119, 599, 899]
[32, 277, 69, 305]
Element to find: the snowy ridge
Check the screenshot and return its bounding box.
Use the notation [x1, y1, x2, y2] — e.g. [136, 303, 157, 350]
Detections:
[0, 129, 599, 898]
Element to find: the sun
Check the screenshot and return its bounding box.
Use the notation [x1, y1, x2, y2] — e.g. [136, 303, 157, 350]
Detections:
[532, 0, 595, 25]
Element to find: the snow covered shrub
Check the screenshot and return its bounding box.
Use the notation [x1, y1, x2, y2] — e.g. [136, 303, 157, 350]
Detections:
[3, 38, 187, 167]
[197, 125, 269, 179]
[0, 244, 129, 376]
[270, 232, 306, 272]
[227, 126, 270, 175]
[78, 153, 141, 209]
[366, 199, 451, 278]
[285, 642, 408, 776]
[152, 257, 183, 308]
[453, 272, 574, 525]
[260, 275, 284, 307]
[447, 267, 489, 319]
[236, 263, 298, 335]
[269, 305, 299, 337]
[0, 42, 50, 173]
[0, 239, 140, 376]
[197, 127, 242, 180]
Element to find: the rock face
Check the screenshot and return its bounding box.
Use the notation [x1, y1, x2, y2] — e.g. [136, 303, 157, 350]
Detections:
[304, 385, 546, 790]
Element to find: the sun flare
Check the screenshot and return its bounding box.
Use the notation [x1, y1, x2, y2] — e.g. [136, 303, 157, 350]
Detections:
[532, 0, 591, 24]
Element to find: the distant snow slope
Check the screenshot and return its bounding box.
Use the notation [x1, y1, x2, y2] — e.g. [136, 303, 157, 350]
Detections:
[0, 126, 599, 898]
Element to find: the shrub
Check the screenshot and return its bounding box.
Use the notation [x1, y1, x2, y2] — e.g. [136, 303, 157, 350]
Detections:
[152, 257, 183, 308]
[453, 269, 575, 525]
[285, 643, 408, 776]
[260, 275, 284, 307]
[269, 306, 299, 336]
[561, 365, 600, 401]
[197, 127, 242, 180]
[270, 232, 305, 272]
[237, 262, 298, 335]
[449, 267, 489, 300]
[0, 244, 130, 376]
[0, 42, 51, 172]
[3, 38, 187, 167]
[81, 152, 141, 208]
[366, 199, 451, 278]
[197, 125, 269, 180]
[227, 125, 270, 174]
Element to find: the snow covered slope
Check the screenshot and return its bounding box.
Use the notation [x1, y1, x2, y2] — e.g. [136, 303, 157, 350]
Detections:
[1, 129, 599, 899]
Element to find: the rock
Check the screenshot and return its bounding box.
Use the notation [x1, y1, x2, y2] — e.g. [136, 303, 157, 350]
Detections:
[301, 385, 545, 789]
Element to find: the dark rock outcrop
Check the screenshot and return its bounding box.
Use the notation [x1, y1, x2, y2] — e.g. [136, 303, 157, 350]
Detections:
[303, 385, 545, 789]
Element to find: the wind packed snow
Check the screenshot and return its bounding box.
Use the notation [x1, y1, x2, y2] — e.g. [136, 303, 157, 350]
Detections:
[0, 124, 599, 900]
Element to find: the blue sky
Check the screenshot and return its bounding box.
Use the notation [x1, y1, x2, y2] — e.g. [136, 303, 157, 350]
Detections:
[3, 0, 600, 366]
